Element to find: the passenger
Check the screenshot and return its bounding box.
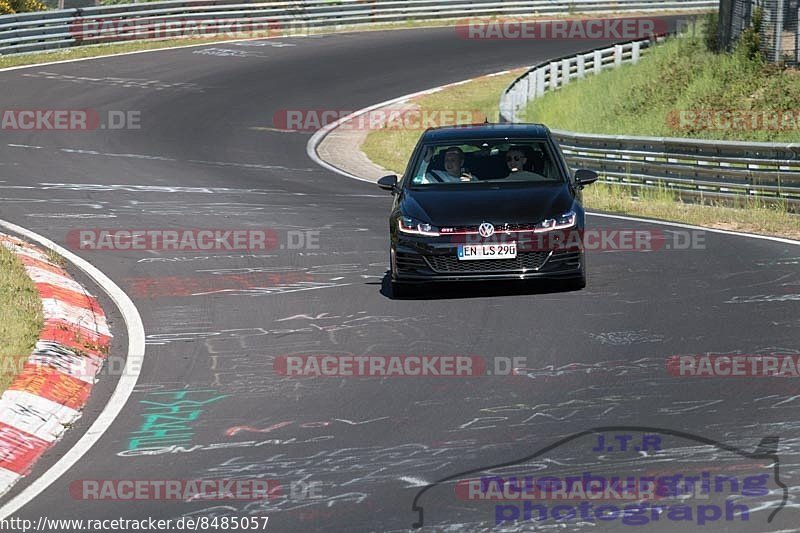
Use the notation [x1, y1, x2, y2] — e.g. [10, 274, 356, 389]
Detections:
[505, 146, 548, 180]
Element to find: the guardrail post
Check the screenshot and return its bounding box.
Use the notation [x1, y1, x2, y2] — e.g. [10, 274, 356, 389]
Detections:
[550, 62, 559, 90]
[513, 89, 522, 123]
[561, 58, 571, 84]
[632, 41, 641, 63]
[593, 50, 602, 74]
[577, 54, 585, 79]
[525, 75, 532, 101]
[536, 68, 545, 96]
[614, 44, 623, 66]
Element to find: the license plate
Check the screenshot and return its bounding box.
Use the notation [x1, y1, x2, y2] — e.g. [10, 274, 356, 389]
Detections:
[457, 243, 517, 260]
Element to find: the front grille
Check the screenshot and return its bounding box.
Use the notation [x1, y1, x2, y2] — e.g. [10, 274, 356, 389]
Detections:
[425, 251, 551, 273]
[441, 222, 539, 235]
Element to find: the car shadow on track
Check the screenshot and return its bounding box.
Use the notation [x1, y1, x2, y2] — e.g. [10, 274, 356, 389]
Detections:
[376, 272, 584, 300]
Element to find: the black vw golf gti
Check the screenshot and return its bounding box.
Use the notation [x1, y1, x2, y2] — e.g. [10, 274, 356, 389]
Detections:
[377, 124, 598, 297]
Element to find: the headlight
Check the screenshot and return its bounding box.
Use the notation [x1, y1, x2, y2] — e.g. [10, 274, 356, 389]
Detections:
[533, 210, 576, 233]
[398, 216, 440, 236]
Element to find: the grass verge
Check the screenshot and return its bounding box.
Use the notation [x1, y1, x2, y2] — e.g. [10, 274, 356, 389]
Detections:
[0, 243, 44, 393]
[361, 54, 800, 240]
[523, 31, 800, 143]
[585, 184, 800, 240]
[360, 71, 524, 173]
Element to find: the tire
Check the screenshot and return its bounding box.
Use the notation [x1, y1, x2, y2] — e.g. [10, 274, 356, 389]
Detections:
[564, 271, 586, 291]
[571, 275, 587, 290]
[565, 253, 587, 291]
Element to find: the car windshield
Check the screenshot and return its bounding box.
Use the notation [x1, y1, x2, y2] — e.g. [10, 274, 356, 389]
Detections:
[409, 140, 564, 186]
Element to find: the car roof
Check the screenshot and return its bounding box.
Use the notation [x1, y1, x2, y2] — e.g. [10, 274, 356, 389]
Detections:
[420, 123, 552, 142]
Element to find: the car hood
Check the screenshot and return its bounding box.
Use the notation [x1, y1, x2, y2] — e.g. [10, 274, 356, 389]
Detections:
[400, 183, 574, 225]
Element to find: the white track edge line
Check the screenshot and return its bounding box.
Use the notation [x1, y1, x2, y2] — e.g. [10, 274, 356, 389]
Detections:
[0, 219, 145, 519]
[587, 212, 800, 246]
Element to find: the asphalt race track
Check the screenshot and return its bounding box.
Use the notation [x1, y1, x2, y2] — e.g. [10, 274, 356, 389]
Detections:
[1, 21, 799, 532]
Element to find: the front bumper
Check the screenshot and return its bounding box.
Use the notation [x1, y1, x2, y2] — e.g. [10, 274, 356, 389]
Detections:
[392, 233, 584, 282]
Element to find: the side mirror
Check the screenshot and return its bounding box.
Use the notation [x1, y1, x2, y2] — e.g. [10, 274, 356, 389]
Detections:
[377, 175, 398, 192]
[574, 169, 599, 188]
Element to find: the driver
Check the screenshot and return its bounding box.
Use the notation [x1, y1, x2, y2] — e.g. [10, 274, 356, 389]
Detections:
[423, 147, 475, 183]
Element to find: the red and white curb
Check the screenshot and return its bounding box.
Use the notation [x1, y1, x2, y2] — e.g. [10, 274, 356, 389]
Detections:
[0, 232, 111, 497]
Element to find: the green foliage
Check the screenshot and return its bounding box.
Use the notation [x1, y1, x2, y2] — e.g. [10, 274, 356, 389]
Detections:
[523, 28, 798, 142]
[703, 11, 720, 52]
[0, 0, 47, 14]
[735, 7, 763, 61]
[99, 0, 170, 4]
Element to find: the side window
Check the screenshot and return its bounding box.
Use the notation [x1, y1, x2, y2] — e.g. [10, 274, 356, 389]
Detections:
[405, 145, 432, 186]
[549, 139, 571, 181]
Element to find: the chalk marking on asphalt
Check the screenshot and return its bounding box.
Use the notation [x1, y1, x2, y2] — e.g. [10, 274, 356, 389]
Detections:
[400, 476, 429, 487]
[60, 148, 176, 161]
[0, 219, 145, 520]
[0, 37, 306, 74]
[6, 144, 42, 149]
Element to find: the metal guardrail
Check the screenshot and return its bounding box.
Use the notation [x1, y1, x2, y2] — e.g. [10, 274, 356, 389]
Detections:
[0, 0, 716, 55]
[499, 34, 800, 204]
[499, 38, 660, 123]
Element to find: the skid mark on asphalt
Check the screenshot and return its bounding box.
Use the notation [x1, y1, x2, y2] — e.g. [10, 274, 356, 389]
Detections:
[27, 213, 117, 219]
[726, 294, 800, 303]
[193, 48, 269, 58]
[137, 254, 279, 263]
[58, 149, 318, 172]
[126, 271, 316, 298]
[0, 182, 296, 194]
[757, 257, 800, 266]
[125, 342, 800, 527]
[587, 330, 665, 346]
[127, 263, 385, 297]
[6, 144, 41, 149]
[21, 72, 204, 92]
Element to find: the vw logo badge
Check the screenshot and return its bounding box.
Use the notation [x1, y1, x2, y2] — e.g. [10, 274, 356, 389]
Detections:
[478, 222, 495, 238]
